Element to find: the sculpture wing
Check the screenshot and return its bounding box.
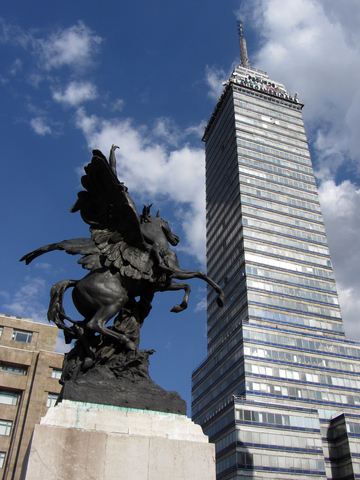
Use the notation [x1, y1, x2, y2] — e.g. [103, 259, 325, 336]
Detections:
[20, 238, 102, 271]
[71, 150, 154, 280]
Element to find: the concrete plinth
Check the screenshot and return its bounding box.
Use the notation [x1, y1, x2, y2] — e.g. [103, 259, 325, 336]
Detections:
[21, 400, 216, 480]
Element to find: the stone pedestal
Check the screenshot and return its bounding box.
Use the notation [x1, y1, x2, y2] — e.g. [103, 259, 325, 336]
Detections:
[21, 400, 216, 480]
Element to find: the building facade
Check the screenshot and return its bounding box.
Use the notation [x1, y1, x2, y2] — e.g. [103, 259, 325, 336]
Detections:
[191, 24, 360, 480]
[0, 313, 62, 480]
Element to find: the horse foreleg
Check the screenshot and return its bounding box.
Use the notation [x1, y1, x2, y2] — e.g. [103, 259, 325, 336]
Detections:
[171, 270, 225, 308]
[160, 281, 191, 313]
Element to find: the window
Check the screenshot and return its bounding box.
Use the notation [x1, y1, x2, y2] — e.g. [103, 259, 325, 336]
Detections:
[11, 329, 32, 344]
[51, 369, 62, 380]
[0, 391, 19, 406]
[1, 364, 26, 375]
[46, 393, 58, 408]
[0, 421, 12, 436]
[0, 327, 3, 339]
[0, 452, 5, 469]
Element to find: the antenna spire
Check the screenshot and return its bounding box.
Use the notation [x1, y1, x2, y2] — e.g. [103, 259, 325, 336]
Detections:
[237, 20, 250, 68]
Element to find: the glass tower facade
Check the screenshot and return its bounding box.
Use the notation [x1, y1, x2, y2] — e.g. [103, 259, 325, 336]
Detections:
[191, 35, 360, 480]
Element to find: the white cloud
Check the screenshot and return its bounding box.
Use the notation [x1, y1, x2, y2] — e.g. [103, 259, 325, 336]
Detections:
[75, 108, 206, 265]
[34, 21, 102, 71]
[0, 17, 32, 48]
[30, 117, 51, 135]
[111, 98, 125, 112]
[9, 58, 22, 75]
[205, 65, 228, 101]
[53, 81, 97, 106]
[318, 180, 360, 338]
[2, 277, 48, 324]
[194, 298, 207, 313]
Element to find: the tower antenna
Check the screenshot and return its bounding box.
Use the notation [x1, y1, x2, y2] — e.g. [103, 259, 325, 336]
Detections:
[237, 20, 250, 68]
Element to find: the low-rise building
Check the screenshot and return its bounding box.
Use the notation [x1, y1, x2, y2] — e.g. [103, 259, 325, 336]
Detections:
[0, 313, 63, 480]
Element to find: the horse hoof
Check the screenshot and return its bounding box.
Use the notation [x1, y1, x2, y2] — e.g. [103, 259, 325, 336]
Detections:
[217, 294, 225, 308]
[170, 305, 183, 313]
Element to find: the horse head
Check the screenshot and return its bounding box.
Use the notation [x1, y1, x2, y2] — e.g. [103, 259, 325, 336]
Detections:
[155, 211, 179, 247]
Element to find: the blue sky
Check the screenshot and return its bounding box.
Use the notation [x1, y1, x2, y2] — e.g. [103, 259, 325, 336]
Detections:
[1, 0, 360, 414]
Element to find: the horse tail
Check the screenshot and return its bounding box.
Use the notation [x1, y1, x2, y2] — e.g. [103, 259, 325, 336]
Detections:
[48, 280, 78, 342]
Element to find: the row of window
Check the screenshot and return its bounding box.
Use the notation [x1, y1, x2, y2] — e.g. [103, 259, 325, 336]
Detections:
[0, 328, 33, 344]
[207, 218, 242, 267]
[237, 137, 313, 173]
[245, 251, 334, 280]
[240, 184, 321, 213]
[215, 427, 323, 455]
[236, 408, 320, 430]
[243, 328, 355, 357]
[244, 346, 357, 374]
[239, 173, 320, 204]
[246, 361, 360, 390]
[208, 292, 247, 346]
[216, 451, 325, 475]
[238, 151, 315, 185]
[246, 380, 360, 407]
[207, 267, 245, 318]
[233, 88, 304, 121]
[207, 252, 245, 307]
[247, 279, 338, 306]
[248, 291, 341, 320]
[234, 106, 305, 134]
[235, 119, 308, 154]
[246, 265, 336, 293]
[242, 205, 325, 234]
[192, 363, 243, 415]
[237, 130, 311, 164]
[239, 164, 317, 194]
[192, 339, 243, 388]
[249, 306, 344, 333]
[206, 211, 241, 253]
[241, 214, 327, 245]
[192, 349, 243, 402]
[245, 240, 332, 270]
[1, 364, 26, 375]
[206, 175, 239, 234]
[234, 113, 306, 146]
[0, 364, 61, 379]
[242, 195, 324, 224]
[234, 97, 305, 126]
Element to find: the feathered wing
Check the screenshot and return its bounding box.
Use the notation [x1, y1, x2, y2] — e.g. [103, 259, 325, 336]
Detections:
[20, 238, 102, 271]
[70, 150, 155, 280]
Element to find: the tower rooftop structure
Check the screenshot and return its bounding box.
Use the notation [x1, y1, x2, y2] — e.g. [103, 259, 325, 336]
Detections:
[192, 22, 360, 480]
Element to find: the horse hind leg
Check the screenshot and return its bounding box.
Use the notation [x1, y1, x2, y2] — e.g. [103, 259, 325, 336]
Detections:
[172, 269, 225, 308]
[86, 305, 136, 351]
[164, 281, 191, 313]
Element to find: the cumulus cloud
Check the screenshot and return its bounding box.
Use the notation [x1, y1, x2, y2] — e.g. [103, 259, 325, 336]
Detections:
[75, 107, 206, 264]
[205, 65, 228, 101]
[34, 21, 102, 71]
[318, 179, 360, 337]
[53, 81, 97, 106]
[30, 117, 51, 135]
[2, 277, 48, 324]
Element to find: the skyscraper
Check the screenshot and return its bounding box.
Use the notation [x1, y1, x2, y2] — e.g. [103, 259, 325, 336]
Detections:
[192, 23, 360, 480]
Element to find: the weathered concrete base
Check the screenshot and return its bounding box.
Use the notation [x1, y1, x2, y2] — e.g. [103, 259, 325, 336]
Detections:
[21, 400, 216, 480]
